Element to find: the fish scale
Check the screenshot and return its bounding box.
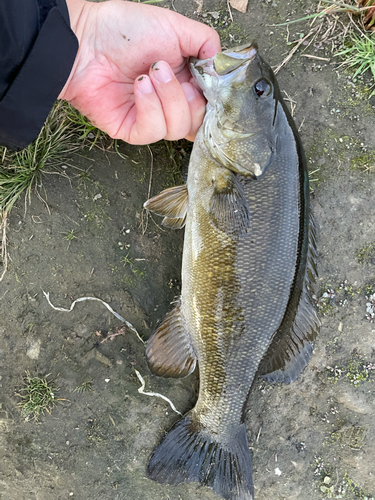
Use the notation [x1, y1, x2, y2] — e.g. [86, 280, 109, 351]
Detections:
[144, 43, 319, 500]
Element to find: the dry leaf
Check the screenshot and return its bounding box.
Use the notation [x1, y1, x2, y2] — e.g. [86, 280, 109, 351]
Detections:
[229, 0, 248, 13]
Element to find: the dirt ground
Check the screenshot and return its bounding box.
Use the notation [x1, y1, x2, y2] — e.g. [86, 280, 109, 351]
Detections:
[1, 1, 375, 499]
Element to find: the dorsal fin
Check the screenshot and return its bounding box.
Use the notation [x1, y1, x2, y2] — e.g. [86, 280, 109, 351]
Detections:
[146, 300, 197, 379]
[144, 184, 188, 222]
[258, 211, 320, 384]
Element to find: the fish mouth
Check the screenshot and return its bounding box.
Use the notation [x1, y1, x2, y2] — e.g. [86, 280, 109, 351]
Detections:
[190, 42, 258, 83]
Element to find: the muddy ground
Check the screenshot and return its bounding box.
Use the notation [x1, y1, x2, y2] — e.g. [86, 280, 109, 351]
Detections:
[1, 1, 375, 499]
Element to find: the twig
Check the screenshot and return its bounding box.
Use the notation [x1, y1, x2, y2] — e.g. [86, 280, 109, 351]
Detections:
[146, 145, 154, 202]
[282, 90, 297, 116]
[227, 0, 234, 22]
[65, 215, 80, 227]
[99, 326, 126, 344]
[274, 30, 317, 74]
[271, 9, 331, 26]
[301, 54, 331, 61]
[0, 212, 8, 283]
[194, 0, 203, 14]
[43, 291, 145, 344]
[298, 116, 306, 131]
[271, 0, 367, 27]
[35, 190, 51, 215]
[31, 215, 44, 224]
[141, 145, 154, 235]
[135, 370, 182, 415]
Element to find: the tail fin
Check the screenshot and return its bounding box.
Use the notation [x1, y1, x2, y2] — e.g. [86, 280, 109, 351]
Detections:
[148, 415, 254, 500]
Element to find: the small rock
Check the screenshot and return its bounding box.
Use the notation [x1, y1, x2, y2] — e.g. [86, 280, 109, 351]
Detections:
[81, 348, 113, 368]
[26, 339, 41, 360]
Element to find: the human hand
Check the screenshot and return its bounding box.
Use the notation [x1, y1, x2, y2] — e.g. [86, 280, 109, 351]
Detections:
[59, 0, 221, 144]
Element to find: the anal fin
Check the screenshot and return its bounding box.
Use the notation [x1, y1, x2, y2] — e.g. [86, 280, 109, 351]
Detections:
[146, 300, 197, 378]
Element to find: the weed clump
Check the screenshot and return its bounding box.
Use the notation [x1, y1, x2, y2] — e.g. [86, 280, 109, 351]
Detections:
[74, 380, 93, 393]
[0, 102, 83, 280]
[16, 371, 63, 421]
[326, 354, 375, 386]
[336, 32, 375, 96]
[356, 243, 375, 263]
[0, 102, 79, 216]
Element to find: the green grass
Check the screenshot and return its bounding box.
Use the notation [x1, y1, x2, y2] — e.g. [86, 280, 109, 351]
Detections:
[121, 252, 147, 279]
[62, 229, 79, 249]
[0, 102, 80, 216]
[271, 1, 375, 96]
[0, 101, 84, 280]
[62, 103, 106, 147]
[273, 0, 375, 27]
[309, 168, 320, 193]
[356, 242, 375, 263]
[0, 101, 109, 280]
[16, 371, 63, 421]
[64, 229, 78, 242]
[74, 380, 93, 393]
[336, 31, 375, 95]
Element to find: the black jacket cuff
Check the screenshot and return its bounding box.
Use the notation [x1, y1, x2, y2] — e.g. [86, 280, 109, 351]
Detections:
[0, 4, 78, 150]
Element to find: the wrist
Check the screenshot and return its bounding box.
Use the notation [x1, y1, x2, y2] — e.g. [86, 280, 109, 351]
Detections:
[59, 0, 93, 100]
[64, 0, 89, 41]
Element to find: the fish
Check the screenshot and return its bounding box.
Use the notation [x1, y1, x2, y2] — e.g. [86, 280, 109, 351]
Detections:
[143, 43, 320, 500]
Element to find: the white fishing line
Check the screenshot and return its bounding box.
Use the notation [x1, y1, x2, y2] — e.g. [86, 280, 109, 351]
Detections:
[135, 370, 182, 416]
[42, 291, 145, 344]
[43, 292, 180, 414]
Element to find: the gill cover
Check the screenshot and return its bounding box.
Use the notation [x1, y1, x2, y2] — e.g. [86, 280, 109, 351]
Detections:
[190, 43, 278, 179]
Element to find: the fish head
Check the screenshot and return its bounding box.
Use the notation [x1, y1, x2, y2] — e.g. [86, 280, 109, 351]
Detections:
[190, 43, 278, 179]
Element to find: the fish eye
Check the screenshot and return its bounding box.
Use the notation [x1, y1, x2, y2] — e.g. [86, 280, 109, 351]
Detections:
[253, 79, 272, 98]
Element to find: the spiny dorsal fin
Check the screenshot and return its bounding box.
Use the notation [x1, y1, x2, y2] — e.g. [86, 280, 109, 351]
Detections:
[210, 171, 250, 238]
[146, 301, 197, 379]
[144, 184, 188, 221]
[258, 210, 320, 384]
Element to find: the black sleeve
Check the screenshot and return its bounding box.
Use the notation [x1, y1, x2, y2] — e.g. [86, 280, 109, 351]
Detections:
[0, 0, 78, 150]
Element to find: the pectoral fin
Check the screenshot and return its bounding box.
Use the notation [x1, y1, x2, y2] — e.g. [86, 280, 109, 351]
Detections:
[258, 211, 320, 384]
[146, 300, 197, 379]
[144, 185, 188, 229]
[162, 216, 186, 230]
[210, 171, 250, 237]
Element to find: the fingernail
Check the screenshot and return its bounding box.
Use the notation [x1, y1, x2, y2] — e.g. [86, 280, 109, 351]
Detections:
[137, 75, 153, 94]
[151, 61, 173, 83]
[181, 83, 197, 102]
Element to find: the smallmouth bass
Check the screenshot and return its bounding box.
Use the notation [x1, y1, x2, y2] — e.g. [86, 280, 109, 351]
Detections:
[143, 43, 320, 500]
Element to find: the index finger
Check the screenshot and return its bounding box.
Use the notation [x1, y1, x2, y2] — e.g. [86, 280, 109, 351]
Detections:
[167, 13, 221, 59]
